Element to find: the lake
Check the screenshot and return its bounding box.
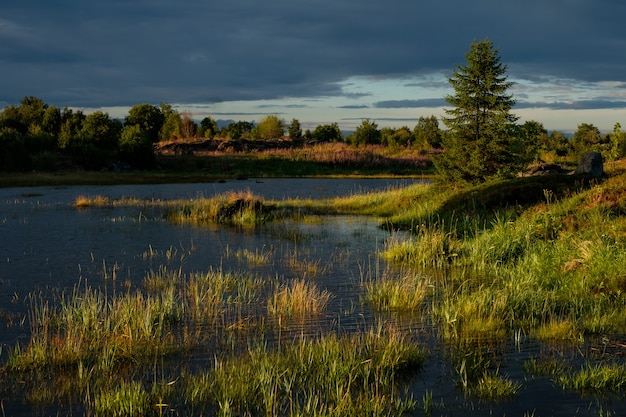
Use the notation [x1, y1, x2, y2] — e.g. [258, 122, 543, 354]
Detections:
[0, 178, 624, 416]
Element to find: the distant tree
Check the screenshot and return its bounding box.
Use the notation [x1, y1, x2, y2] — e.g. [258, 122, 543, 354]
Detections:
[61, 111, 119, 169]
[0, 97, 57, 155]
[253, 115, 285, 141]
[546, 130, 574, 158]
[125, 104, 164, 143]
[413, 116, 442, 149]
[18, 96, 48, 134]
[225, 121, 254, 140]
[58, 108, 86, 150]
[0, 127, 30, 171]
[609, 122, 626, 161]
[312, 123, 343, 142]
[119, 124, 154, 168]
[572, 123, 604, 156]
[288, 118, 303, 141]
[511, 120, 547, 163]
[180, 112, 197, 139]
[435, 39, 521, 183]
[199, 116, 218, 139]
[349, 119, 381, 146]
[381, 126, 412, 148]
[159, 103, 182, 141]
[80, 111, 121, 150]
[41, 106, 62, 136]
[0, 105, 22, 133]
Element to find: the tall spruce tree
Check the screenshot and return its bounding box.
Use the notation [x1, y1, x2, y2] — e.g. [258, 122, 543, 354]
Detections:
[435, 39, 521, 183]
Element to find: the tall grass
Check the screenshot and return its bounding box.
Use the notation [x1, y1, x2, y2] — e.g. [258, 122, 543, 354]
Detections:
[381, 171, 626, 342]
[558, 362, 626, 394]
[7, 267, 268, 373]
[364, 268, 430, 311]
[267, 279, 332, 318]
[166, 189, 278, 227]
[191, 326, 424, 416]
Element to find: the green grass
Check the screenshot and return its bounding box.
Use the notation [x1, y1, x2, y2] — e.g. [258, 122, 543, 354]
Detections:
[267, 278, 332, 318]
[363, 268, 430, 311]
[189, 326, 425, 416]
[558, 362, 626, 394]
[8, 159, 626, 413]
[378, 169, 626, 341]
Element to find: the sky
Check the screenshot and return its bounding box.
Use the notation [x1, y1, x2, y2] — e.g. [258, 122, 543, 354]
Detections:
[2, 0, 626, 133]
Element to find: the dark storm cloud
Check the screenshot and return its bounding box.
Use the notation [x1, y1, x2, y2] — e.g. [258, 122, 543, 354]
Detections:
[374, 99, 447, 109]
[1, 0, 625, 108]
[517, 100, 626, 110]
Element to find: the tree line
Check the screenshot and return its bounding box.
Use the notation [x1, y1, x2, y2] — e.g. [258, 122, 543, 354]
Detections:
[1, 39, 625, 179]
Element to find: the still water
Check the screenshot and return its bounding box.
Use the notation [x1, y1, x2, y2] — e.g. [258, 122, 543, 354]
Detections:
[0, 178, 624, 416]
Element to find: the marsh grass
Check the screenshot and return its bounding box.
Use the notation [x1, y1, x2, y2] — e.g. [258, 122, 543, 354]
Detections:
[267, 279, 332, 318]
[284, 248, 329, 276]
[74, 194, 111, 208]
[93, 380, 150, 417]
[195, 325, 424, 416]
[523, 356, 571, 378]
[364, 268, 430, 311]
[469, 371, 521, 400]
[558, 362, 626, 393]
[226, 245, 274, 266]
[532, 319, 583, 342]
[7, 267, 268, 374]
[8, 284, 182, 373]
[166, 189, 280, 227]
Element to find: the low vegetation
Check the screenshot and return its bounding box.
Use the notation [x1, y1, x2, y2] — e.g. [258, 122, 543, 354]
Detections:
[6, 158, 626, 414]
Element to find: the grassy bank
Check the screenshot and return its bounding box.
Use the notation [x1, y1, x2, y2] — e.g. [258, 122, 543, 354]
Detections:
[379, 162, 626, 343]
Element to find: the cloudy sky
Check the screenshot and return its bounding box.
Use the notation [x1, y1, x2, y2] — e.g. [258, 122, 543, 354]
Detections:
[2, 0, 626, 132]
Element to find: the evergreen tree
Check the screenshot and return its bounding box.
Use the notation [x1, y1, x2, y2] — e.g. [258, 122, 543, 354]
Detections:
[288, 118, 303, 141]
[435, 39, 521, 183]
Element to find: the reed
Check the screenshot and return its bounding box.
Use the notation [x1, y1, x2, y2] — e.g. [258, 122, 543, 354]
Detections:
[523, 357, 571, 378]
[7, 284, 183, 373]
[284, 249, 328, 276]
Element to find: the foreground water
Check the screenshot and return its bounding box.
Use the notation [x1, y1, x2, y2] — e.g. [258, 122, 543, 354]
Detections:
[0, 178, 624, 416]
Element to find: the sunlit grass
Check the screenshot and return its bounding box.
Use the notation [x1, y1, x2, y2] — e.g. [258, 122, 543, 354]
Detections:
[532, 319, 583, 342]
[364, 269, 430, 311]
[7, 267, 267, 374]
[190, 325, 424, 416]
[226, 245, 274, 266]
[558, 362, 626, 394]
[74, 194, 111, 208]
[267, 279, 332, 318]
[93, 380, 150, 417]
[166, 189, 281, 227]
[468, 371, 521, 400]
